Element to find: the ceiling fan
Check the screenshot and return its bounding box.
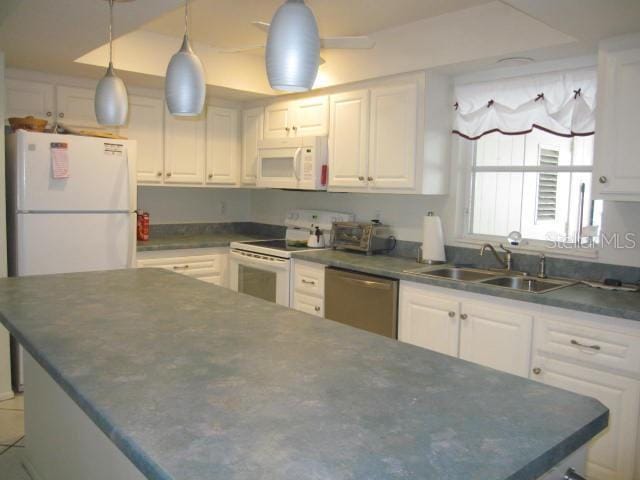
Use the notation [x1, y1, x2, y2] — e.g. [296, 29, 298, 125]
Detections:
[218, 20, 376, 64]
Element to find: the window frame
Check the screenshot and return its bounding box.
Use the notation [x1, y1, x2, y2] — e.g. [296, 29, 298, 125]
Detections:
[455, 136, 600, 259]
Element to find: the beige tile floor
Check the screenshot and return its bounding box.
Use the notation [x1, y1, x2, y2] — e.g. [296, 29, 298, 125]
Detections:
[0, 393, 30, 479]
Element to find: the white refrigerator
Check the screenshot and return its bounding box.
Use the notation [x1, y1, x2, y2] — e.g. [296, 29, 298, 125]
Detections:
[5, 130, 137, 390]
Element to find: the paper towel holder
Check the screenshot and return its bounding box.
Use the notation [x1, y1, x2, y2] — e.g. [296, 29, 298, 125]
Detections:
[417, 212, 447, 265]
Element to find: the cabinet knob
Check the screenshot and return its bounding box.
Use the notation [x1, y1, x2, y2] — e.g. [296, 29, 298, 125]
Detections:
[598, 176, 607, 184]
[208, 173, 213, 179]
[46, 111, 52, 117]
[358, 176, 365, 181]
[448, 311, 456, 318]
[532, 367, 542, 375]
[314, 306, 321, 312]
[460, 313, 468, 320]
[292, 126, 298, 131]
[166, 172, 172, 177]
[285, 127, 290, 132]
[156, 171, 162, 177]
[367, 176, 374, 182]
[58, 112, 64, 118]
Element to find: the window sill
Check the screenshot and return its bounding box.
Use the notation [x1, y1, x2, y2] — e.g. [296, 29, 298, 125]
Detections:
[453, 236, 599, 260]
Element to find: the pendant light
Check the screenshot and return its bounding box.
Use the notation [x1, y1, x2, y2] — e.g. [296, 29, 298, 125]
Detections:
[165, 0, 205, 116]
[266, 0, 320, 92]
[95, 0, 128, 127]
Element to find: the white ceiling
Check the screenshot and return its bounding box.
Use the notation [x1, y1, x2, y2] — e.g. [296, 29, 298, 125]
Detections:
[2, 0, 640, 100]
[143, 0, 494, 48]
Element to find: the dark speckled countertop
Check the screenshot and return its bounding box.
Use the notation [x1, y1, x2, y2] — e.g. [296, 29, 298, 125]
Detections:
[136, 232, 272, 252]
[292, 250, 640, 322]
[0, 269, 607, 480]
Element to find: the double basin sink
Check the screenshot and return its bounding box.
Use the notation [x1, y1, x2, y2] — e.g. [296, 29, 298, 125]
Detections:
[404, 266, 576, 294]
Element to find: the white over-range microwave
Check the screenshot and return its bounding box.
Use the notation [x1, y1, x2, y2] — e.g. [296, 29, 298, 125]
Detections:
[256, 136, 328, 190]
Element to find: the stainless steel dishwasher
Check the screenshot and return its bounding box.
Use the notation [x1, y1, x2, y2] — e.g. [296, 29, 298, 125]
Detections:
[325, 267, 399, 338]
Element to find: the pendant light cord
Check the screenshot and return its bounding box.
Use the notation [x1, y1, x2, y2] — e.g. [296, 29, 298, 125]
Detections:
[108, 0, 114, 65]
[184, 0, 189, 37]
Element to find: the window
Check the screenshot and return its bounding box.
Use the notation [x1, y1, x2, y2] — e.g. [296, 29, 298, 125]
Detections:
[468, 129, 602, 245]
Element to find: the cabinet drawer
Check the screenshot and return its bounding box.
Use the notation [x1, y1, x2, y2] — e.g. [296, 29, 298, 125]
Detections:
[534, 315, 640, 376]
[293, 292, 323, 317]
[138, 255, 224, 274]
[293, 262, 325, 298]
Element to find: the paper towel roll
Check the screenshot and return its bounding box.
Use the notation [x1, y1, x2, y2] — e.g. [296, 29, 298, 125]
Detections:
[421, 213, 446, 263]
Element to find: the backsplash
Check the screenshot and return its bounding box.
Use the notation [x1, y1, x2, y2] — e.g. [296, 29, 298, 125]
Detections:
[149, 222, 285, 238]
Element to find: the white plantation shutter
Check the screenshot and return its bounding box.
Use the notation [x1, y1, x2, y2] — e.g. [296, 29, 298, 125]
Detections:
[453, 68, 597, 139]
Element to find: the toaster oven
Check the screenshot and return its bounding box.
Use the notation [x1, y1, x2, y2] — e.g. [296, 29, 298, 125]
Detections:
[330, 222, 395, 255]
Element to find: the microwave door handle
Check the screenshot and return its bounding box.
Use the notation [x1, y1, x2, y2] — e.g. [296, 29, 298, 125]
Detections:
[293, 148, 302, 181]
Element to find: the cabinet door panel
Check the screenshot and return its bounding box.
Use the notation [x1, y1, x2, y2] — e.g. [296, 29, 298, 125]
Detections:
[5, 79, 55, 124]
[164, 108, 205, 184]
[399, 285, 460, 357]
[293, 292, 324, 317]
[56, 85, 99, 128]
[459, 301, 533, 377]
[594, 43, 640, 200]
[241, 107, 264, 185]
[264, 101, 292, 138]
[206, 106, 239, 185]
[293, 95, 328, 136]
[122, 96, 164, 184]
[369, 82, 418, 190]
[328, 90, 369, 189]
[531, 356, 640, 480]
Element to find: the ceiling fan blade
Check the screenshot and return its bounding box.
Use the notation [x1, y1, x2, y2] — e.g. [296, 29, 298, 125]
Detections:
[251, 21, 271, 33]
[320, 36, 375, 49]
[217, 44, 266, 53]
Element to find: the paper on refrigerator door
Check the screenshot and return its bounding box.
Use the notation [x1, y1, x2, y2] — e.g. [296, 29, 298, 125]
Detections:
[51, 143, 69, 179]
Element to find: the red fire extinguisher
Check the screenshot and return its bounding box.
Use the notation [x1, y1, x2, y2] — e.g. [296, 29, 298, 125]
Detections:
[137, 211, 150, 241]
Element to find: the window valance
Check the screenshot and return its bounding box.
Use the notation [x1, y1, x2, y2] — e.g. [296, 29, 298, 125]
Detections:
[452, 68, 597, 140]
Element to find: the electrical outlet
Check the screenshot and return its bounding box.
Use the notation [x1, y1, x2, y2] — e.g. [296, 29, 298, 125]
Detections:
[220, 201, 227, 216]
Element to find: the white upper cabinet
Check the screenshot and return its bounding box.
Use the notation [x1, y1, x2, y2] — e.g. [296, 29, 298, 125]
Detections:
[164, 107, 206, 185]
[55, 85, 98, 128]
[122, 95, 164, 184]
[328, 90, 369, 190]
[368, 81, 419, 190]
[291, 96, 329, 136]
[5, 79, 55, 124]
[326, 73, 449, 195]
[593, 34, 640, 201]
[241, 107, 264, 185]
[459, 300, 533, 378]
[206, 105, 240, 185]
[263, 95, 328, 138]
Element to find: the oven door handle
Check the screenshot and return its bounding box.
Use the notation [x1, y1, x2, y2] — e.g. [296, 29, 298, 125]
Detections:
[230, 250, 289, 267]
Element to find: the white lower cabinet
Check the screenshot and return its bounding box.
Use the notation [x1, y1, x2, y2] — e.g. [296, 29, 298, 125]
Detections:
[531, 355, 640, 480]
[398, 283, 460, 357]
[398, 282, 532, 376]
[459, 300, 533, 378]
[291, 260, 325, 317]
[137, 248, 229, 287]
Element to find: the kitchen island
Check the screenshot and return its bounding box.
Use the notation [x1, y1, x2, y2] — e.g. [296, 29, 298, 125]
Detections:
[0, 269, 607, 480]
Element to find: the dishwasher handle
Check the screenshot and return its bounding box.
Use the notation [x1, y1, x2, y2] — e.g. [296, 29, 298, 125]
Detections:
[341, 276, 394, 290]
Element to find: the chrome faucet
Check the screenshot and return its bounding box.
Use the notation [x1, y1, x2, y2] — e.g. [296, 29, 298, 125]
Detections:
[480, 243, 513, 271]
[537, 254, 547, 279]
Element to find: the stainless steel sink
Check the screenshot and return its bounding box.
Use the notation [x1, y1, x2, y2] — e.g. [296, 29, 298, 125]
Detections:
[404, 267, 501, 282]
[479, 276, 575, 294]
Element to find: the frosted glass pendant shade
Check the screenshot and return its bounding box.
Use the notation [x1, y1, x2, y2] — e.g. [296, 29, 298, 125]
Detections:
[95, 63, 128, 126]
[266, 0, 320, 92]
[165, 35, 206, 116]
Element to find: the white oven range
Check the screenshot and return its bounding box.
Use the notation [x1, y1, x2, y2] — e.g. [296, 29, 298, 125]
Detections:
[229, 210, 354, 306]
